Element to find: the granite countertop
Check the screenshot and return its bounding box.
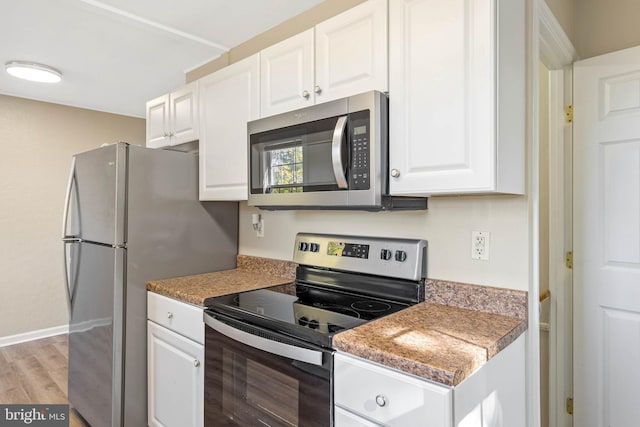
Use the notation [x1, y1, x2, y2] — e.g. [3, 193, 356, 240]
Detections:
[333, 301, 527, 387]
[147, 256, 527, 387]
[146, 254, 296, 306]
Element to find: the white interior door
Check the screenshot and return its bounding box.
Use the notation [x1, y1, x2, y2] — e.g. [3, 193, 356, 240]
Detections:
[574, 45, 640, 426]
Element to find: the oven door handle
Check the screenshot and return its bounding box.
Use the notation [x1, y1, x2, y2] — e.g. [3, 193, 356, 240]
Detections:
[331, 115, 348, 189]
[204, 314, 324, 366]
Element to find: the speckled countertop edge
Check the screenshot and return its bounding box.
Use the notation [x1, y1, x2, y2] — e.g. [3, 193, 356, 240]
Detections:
[426, 279, 528, 320]
[334, 301, 527, 386]
[146, 255, 296, 306]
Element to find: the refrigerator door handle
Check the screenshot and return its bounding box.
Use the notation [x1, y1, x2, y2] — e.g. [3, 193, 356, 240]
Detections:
[62, 156, 77, 240]
[62, 156, 77, 316]
[62, 242, 73, 316]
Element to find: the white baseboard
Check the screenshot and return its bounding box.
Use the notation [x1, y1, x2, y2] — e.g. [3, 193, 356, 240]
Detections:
[0, 325, 69, 348]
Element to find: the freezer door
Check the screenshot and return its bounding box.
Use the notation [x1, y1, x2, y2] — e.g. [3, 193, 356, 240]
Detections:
[73, 143, 127, 246]
[68, 242, 125, 427]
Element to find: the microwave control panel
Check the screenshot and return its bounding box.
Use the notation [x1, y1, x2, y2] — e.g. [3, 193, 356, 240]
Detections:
[349, 110, 370, 190]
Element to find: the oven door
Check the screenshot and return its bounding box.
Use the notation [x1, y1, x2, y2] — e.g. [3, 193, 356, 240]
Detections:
[204, 312, 333, 427]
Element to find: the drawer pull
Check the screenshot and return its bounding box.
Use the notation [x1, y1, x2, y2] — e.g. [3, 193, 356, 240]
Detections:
[193, 359, 201, 368]
[167, 312, 174, 320]
[375, 395, 387, 407]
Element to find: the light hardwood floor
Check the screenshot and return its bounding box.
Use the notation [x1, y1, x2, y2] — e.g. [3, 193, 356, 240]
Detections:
[0, 334, 88, 427]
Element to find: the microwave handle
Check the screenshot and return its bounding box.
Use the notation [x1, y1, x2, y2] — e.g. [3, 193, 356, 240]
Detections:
[331, 115, 348, 189]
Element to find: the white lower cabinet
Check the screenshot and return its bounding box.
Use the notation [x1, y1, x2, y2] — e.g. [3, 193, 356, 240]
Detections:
[334, 335, 526, 427]
[147, 292, 204, 427]
[335, 406, 381, 427]
[334, 353, 452, 427]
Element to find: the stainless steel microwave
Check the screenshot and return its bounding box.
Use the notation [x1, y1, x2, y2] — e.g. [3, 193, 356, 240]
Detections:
[247, 91, 427, 210]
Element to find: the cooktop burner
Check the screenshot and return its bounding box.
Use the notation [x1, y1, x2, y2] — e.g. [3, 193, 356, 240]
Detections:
[206, 233, 427, 349]
[351, 300, 392, 313]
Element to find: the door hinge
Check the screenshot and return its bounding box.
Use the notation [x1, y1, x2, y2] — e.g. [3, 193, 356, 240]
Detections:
[565, 251, 573, 269]
[566, 397, 574, 415]
[565, 105, 573, 123]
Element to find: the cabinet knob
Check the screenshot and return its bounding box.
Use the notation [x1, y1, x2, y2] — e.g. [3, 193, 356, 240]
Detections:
[390, 169, 401, 178]
[314, 85, 322, 95]
[163, 132, 169, 138]
[375, 394, 387, 407]
[302, 90, 310, 99]
[167, 312, 173, 319]
[193, 359, 201, 368]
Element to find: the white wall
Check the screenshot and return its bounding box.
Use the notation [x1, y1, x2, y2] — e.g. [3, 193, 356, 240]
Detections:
[544, 0, 576, 48]
[239, 194, 529, 291]
[545, 0, 640, 59]
[0, 94, 145, 339]
[575, 0, 640, 58]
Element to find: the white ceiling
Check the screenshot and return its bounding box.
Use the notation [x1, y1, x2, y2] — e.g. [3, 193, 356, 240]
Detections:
[0, 0, 323, 118]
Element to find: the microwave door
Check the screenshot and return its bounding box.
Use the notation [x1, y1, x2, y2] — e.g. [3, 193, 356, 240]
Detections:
[256, 116, 344, 194]
[331, 115, 348, 189]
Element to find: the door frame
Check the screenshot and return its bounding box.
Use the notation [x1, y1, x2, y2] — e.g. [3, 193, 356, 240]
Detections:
[534, 1, 578, 426]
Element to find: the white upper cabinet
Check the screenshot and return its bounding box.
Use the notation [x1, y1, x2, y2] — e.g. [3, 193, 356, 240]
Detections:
[198, 54, 260, 201]
[146, 81, 199, 148]
[146, 94, 170, 148]
[315, 0, 388, 103]
[260, 0, 387, 118]
[261, 29, 315, 116]
[388, 0, 525, 196]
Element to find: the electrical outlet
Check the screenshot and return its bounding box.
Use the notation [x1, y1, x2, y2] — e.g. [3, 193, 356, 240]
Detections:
[471, 231, 490, 260]
[256, 218, 264, 238]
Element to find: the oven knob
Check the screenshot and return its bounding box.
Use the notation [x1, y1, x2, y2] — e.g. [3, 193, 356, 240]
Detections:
[308, 319, 320, 329]
[299, 242, 309, 251]
[395, 250, 407, 262]
[310, 243, 320, 252]
[380, 249, 392, 260]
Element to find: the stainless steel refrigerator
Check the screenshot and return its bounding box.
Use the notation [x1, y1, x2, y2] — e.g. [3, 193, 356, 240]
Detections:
[61, 142, 238, 427]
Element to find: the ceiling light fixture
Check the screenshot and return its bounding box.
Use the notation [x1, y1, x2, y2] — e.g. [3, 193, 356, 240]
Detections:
[5, 61, 62, 83]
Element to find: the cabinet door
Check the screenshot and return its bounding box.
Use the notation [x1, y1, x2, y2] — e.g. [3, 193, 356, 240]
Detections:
[146, 94, 170, 148]
[260, 29, 314, 117]
[147, 321, 204, 427]
[199, 54, 260, 200]
[170, 81, 199, 145]
[388, 0, 495, 195]
[315, 0, 388, 103]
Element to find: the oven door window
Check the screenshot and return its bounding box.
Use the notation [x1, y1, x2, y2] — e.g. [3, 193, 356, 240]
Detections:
[205, 321, 331, 427]
[250, 116, 348, 195]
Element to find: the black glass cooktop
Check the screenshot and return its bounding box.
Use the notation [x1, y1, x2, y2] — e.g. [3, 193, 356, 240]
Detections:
[205, 282, 411, 349]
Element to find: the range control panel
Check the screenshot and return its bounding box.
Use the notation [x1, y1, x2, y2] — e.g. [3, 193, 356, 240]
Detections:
[293, 233, 427, 281]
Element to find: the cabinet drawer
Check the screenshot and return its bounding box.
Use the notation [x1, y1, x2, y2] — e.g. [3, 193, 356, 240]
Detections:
[335, 406, 380, 426]
[147, 292, 204, 344]
[334, 353, 452, 427]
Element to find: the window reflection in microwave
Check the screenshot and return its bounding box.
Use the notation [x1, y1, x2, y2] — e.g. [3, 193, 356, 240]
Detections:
[268, 144, 303, 193]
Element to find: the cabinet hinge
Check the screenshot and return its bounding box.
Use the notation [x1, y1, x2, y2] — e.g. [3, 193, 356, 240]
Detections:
[565, 251, 573, 269]
[566, 397, 574, 415]
[565, 105, 573, 123]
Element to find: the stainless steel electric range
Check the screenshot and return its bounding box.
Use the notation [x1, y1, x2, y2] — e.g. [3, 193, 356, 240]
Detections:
[203, 233, 427, 426]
